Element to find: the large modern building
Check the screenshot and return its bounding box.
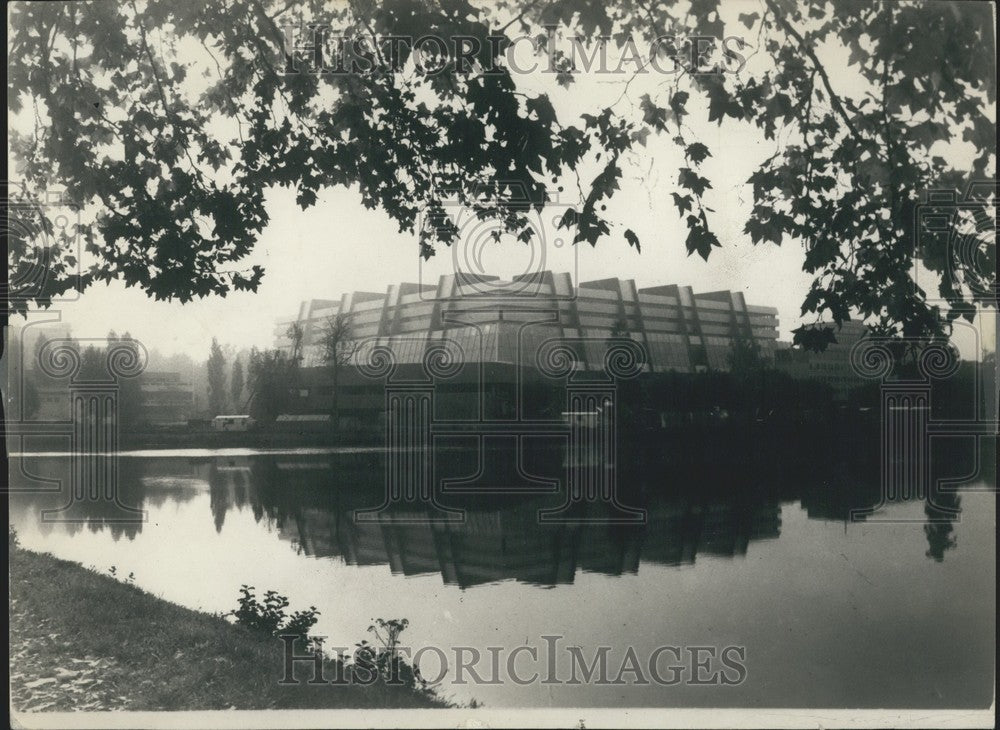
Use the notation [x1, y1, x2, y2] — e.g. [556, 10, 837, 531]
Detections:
[275, 271, 781, 374]
[272, 271, 782, 423]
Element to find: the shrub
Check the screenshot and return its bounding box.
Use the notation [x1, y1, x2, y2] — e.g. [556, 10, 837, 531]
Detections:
[229, 585, 320, 646]
[350, 618, 424, 689]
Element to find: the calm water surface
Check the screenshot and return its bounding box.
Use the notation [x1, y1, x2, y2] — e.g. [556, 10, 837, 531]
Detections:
[8, 444, 995, 708]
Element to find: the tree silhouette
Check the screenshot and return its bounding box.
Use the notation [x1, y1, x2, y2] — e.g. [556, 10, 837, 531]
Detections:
[245, 347, 298, 421]
[924, 491, 961, 562]
[7, 0, 995, 349]
[727, 332, 764, 377]
[6, 332, 40, 419]
[319, 313, 360, 424]
[207, 337, 228, 416]
[108, 330, 145, 429]
[727, 332, 766, 415]
[230, 356, 245, 412]
[285, 323, 305, 364]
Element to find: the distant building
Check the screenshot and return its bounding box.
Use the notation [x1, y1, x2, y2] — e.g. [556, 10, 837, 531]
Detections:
[275, 271, 781, 373]
[34, 385, 70, 421]
[140, 371, 195, 426]
[28, 369, 194, 427]
[773, 321, 869, 399]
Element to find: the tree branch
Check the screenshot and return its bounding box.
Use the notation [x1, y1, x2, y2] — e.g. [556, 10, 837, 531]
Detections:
[763, 0, 869, 152]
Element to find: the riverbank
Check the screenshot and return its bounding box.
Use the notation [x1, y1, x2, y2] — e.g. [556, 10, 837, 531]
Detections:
[9, 414, 883, 454]
[9, 541, 447, 712]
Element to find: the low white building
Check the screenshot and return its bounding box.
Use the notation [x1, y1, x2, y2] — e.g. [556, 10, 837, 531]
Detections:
[211, 415, 256, 432]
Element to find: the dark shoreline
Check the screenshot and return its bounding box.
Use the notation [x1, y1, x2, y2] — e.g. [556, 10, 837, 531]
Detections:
[9, 415, 884, 454]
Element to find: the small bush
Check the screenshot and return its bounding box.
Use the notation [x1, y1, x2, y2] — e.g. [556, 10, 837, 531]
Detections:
[228, 589, 429, 695]
[229, 585, 320, 646]
[350, 618, 424, 690]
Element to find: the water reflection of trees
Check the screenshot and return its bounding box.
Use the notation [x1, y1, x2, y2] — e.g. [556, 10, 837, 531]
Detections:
[924, 490, 962, 562]
[10, 436, 983, 579]
[8, 457, 205, 542]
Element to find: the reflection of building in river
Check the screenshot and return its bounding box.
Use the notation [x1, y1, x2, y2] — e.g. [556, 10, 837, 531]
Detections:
[263, 492, 783, 588]
[641, 499, 782, 566]
[9, 451, 964, 572]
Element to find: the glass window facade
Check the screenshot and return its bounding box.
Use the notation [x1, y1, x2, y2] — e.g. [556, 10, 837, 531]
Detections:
[278, 271, 783, 375]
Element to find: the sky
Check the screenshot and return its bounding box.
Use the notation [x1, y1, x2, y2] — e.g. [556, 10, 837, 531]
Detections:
[10, 1, 996, 362]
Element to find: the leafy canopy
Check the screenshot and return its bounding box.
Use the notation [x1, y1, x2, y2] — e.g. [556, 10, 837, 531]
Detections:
[7, 0, 996, 349]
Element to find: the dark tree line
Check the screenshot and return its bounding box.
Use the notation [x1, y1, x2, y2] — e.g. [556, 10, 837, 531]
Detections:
[13, 330, 146, 429]
[206, 337, 296, 419]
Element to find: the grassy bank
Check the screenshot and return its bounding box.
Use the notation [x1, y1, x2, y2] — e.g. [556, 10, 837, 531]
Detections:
[9, 543, 447, 711]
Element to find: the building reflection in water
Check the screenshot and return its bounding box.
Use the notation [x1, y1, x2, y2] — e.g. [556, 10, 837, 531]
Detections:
[207, 459, 784, 588]
[196, 438, 967, 587]
[10, 435, 978, 586]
